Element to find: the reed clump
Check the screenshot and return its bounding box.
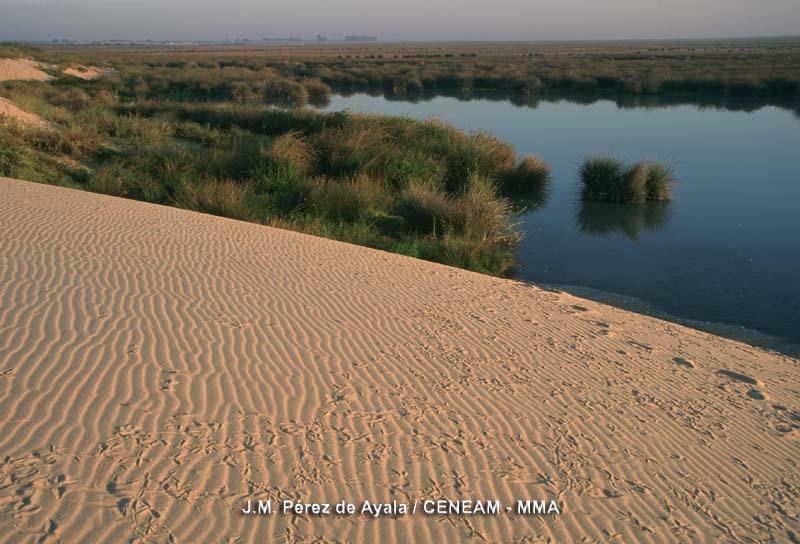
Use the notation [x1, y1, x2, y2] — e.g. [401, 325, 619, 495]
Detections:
[580, 156, 674, 204]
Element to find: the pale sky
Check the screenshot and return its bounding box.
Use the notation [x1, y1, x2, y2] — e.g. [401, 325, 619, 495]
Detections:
[1, 0, 799, 42]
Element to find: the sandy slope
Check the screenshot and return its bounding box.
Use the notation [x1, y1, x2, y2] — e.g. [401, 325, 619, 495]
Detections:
[0, 58, 52, 82]
[0, 98, 50, 129]
[63, 65, 110, 80]
[0, 177, 798, 543]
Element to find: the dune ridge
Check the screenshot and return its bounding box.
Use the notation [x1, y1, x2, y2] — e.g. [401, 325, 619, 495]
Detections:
[0, 58, 53, 82]
[0, 177, 798, 543]
[0, 98, 50, 129]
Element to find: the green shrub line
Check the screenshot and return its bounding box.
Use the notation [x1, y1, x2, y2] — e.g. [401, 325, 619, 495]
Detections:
[7, 41, 800, 112]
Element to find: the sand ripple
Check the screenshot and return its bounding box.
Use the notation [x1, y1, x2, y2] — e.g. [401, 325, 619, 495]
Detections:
[1, 177, 798, 542]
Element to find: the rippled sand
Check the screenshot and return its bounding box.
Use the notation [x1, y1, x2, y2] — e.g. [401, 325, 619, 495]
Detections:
[1, 177, 798, 542]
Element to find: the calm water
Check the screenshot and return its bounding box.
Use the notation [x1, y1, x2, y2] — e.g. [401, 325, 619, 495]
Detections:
[319, 93, 800, 347]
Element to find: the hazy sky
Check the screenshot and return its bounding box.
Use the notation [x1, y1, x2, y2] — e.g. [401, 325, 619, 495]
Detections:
[1, 0, 799, 42]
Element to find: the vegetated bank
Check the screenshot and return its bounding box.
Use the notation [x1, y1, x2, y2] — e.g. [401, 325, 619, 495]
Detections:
[0, 66, 550, 276]
[40, 38, 800, 105]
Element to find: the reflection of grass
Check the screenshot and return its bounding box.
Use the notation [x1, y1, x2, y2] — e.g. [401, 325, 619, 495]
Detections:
[577, 200, 672, 242]
[580, 156, 674, 204]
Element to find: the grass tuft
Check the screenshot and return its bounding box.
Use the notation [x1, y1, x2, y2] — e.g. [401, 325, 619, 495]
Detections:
[580, 156, 674, 203]
[502, 154, 550, 195]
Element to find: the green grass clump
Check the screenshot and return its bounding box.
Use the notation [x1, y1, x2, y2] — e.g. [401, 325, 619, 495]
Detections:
[393, 181, 458, 235]
[501, 154, 551, 195]
[645, 162, 674, 201]
[175, 178, 253, 219]
[309, 175, 391, 221]
[304, 79, 333, 105]
[580, 156, 674, 203]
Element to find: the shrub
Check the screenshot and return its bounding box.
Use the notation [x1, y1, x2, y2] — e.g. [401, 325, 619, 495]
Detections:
[457, 172, 515, 242]
[87, 163, 165, 201]
[425, 234, 515, 276]
[0, 126, 23, 177]
[580, 156, 674, 203]
[263, 78, 307, 106]
[580, 156, 623, 201]
[304, 79, 333, 105]
[645, 162, 674, 201]
[393, 181, 458, 235]
[621, 161, 648, 204]
[443, 130, 516, 192]
[268, 130, 314, 173]
[382, 153, 446, 189]
[501, 154, 550, 194]
[175, 177, 252, 219]
[308, 175, 391, 221]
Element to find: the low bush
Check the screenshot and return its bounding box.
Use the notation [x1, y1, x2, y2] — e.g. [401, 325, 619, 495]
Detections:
[501, 155, 550, 195]
[580, 156, 674, 203]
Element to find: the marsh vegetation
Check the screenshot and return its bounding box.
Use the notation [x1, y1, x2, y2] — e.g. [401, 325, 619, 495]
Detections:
[0, 58, 551, 275]
[580, 156, 674, 204]
[2, 39, 796, 283]
[42, 38, 800, 105]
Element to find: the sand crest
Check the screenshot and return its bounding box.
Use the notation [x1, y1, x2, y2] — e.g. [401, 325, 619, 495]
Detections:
[0, 58, 52, 82]
[0, 177, 797, 542]
[63, 65, 110, 80]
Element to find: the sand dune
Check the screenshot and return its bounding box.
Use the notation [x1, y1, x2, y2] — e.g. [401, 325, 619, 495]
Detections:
[0, 57, 108, 83]
[0, 177, 797, 543]
[0, 58, 52, 82]
[0, 98, 50, 129]
[63, 65, 110, 80]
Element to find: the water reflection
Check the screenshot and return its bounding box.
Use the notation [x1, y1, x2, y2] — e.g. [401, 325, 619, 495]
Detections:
[334, 87, 800, 116]
[511, 187, 549, 214]
[576, 201, 672, 242]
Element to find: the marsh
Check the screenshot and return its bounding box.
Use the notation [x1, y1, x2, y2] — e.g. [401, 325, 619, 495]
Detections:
[320, 92, 800, 348]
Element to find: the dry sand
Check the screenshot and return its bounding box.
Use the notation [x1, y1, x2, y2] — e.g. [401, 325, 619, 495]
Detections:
[0, 58, 52, 82]
[0, 98, 50, 129]
[0, 177, 798, 543]
[0, 57, 108, 82]
[63, 65, 110, 80]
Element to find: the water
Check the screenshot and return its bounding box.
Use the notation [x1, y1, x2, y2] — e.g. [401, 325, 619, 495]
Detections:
[319, 93, 800, 349]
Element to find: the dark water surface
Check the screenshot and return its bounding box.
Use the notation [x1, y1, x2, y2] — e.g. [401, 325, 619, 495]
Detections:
[320, 93, 800, 349]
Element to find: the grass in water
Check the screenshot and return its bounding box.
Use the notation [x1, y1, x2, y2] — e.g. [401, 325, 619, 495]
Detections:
[580, 156, 674, 204]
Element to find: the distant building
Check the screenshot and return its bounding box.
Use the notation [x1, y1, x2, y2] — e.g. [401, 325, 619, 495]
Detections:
[344, 35, 378, 42]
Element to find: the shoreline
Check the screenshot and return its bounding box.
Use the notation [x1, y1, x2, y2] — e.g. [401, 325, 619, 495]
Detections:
[538, 282, 800, 359]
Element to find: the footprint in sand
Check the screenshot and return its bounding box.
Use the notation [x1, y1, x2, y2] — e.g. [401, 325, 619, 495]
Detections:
[160, 370, 179, 391]
[717, 369, 770, 402]
[673, 357, 694, 369]
[717, 369, 759, 385]
[747, 389, 767, 401]
[594, 321, 617, 337]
